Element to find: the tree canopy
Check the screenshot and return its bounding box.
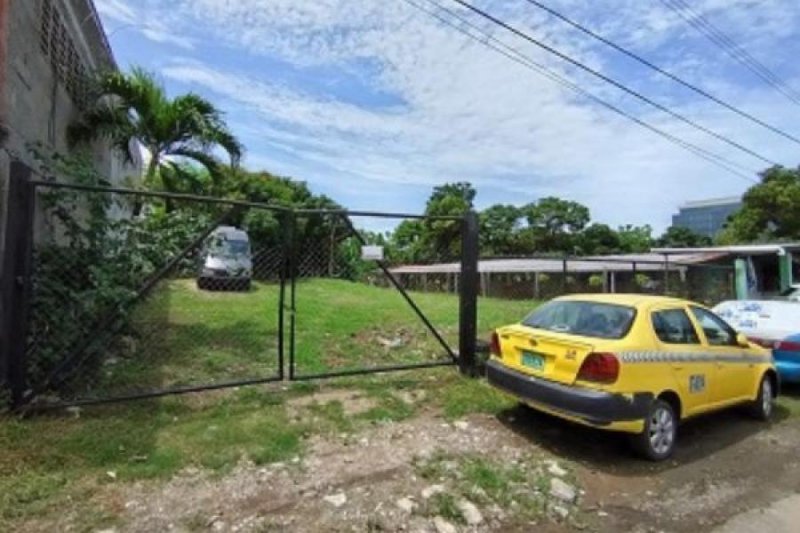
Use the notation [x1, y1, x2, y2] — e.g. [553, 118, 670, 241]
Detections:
[720, 166, 800, 243]
[382, 183, 683, 262]
[68, 67, 242, 193]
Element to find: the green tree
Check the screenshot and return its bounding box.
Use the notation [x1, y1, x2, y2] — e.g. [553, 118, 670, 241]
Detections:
[577, 223, 621, 255]
[424, 182, 476, 260]
[720, 166, 800, 243]
[657, 226, 712, 248]
[68, 67, 242, 194]
[521, 197, 591, 253]
[617, 224, 653, 253]
[390, 219, 426, 263]
[479, 204, 522, 255]
[223, 169, 341, 247]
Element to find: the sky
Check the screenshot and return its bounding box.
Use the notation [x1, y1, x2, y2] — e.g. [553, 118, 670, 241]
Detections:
[94, 0, 800, 232]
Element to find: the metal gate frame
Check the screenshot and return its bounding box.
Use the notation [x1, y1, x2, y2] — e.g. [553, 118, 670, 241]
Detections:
[284, 209, 476, 381]
[0, 160, 481, 410]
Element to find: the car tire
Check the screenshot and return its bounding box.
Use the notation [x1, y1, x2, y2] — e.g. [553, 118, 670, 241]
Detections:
[631, 399, 677, 461]
[747, 375, 774, 421]
[197, 277, 208, 290]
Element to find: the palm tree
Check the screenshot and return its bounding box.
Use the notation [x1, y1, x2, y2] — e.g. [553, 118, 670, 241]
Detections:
[68, 67, 242, 196]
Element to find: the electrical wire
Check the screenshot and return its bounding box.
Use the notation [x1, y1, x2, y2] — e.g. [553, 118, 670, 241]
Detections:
[446, 0, 779, 167]
[398, 0, 758, 183]
[659, 0, 800, 107]
[518, 0, 800, 146]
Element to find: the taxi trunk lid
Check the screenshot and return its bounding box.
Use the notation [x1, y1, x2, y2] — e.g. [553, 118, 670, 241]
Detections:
[498, 325, 595, 385]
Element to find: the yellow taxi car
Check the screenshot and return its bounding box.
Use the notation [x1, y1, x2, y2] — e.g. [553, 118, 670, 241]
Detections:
[486, 294, 778, 460]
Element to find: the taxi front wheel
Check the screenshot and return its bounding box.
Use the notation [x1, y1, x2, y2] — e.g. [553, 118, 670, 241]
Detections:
[631, 399, 677, 461]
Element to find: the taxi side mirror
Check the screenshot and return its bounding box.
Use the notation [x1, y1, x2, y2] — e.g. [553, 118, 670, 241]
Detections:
[736, 332, 750, 348]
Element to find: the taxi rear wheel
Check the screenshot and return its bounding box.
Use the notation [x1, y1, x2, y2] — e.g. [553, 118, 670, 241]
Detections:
[632, 399, 677, 461]
[747, 376, 774, 421]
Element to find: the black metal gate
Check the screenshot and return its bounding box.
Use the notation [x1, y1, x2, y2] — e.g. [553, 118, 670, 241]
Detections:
[0, 161, 479, 410]
[285, 210, 463, 381]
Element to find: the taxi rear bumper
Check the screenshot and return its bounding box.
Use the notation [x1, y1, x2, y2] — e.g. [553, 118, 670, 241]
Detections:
[486, 359, 653, 426]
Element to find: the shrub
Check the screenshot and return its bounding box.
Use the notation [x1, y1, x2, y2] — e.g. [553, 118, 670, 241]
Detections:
[26, 148, 211, 396]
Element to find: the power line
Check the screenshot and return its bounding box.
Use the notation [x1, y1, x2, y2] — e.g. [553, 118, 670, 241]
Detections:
[663, 0, 800, 105]
[659, 0, 800, 107]
[518, 0, 800, 146]
[398, 0, 757, 183]
[446, 0, 779, 167]
[407, 0, 757, 182]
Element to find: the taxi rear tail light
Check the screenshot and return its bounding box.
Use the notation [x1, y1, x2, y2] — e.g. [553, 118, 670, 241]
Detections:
[577, 352, 619, 384]
[490, 332, 501, 357]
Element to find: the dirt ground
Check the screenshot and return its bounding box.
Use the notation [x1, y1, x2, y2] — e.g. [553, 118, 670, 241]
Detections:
[32, 388, 800, 533]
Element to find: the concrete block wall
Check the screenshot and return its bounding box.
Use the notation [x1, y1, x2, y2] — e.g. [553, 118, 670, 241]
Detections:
[0, 0, 141, 270]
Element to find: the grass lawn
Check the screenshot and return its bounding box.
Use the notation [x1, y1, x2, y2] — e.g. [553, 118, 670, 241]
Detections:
[96, 277, 534, 395]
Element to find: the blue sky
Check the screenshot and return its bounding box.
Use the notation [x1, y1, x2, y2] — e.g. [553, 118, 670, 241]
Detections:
[95, 0, 800, 232]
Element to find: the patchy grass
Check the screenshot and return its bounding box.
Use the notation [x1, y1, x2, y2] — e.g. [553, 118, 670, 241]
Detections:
[0, 279, 537, 529]
[426, 492, 465, 524]
[414, 451, 557, 524]
[0, 391, 310, 528]
[777, 390, 800, 418]
[430, 377, 517, 420]
[0, 369, 521, 530]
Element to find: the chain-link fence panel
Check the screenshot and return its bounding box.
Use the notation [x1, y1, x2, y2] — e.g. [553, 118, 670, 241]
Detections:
[24, 182, 286, 406]
[457, 256, 737, 351]
[288, 211, 461, 378]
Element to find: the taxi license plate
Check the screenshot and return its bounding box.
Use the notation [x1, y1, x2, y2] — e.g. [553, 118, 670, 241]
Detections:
[521, 351, 545, 371]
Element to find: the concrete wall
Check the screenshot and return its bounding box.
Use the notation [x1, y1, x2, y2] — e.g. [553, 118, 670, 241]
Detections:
[0, 0, 141, 269]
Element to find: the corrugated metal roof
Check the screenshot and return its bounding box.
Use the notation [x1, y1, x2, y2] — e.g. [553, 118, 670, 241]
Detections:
[389, 253, 720, 275]
[653, 244, 800, 255]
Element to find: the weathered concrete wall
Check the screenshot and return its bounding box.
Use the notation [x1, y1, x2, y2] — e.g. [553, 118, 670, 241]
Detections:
[0, 0, 140, 267]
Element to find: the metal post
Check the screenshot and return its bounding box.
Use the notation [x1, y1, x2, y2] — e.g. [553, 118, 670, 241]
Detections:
[459, 211, 479, 377]
[779, 250, 793, 292]
[562, 257, 568, 293]
[277, 210, 293, 381]
[287, 212, 297, 380]
[0, 162, 35, 409]
[663, 256, 670, 295]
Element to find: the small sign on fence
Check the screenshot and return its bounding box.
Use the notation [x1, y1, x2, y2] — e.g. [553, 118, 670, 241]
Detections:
[361, 245, 384, 261]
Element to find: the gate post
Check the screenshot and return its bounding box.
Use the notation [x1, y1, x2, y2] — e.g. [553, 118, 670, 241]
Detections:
[458, 210, 479, 377]
[0, 161, 35, 409]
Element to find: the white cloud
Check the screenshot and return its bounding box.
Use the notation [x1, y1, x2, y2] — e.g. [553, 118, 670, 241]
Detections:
[106, 0, 800, 230]
[95, 0, 195, 50]
[94, 0, 137, 25]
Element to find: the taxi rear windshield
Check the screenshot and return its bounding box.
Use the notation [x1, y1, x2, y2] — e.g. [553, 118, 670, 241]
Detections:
[522, 301, 636, 340]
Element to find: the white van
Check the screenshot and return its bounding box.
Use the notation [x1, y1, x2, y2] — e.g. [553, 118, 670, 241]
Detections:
[714, 299, 800, 384]
[197, 226, 253, 291]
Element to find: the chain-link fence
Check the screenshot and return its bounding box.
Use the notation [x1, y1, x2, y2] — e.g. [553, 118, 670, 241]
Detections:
[392, 254, 736, 327]
[288, 211, 461, 379]
[0, 163, 472, 409]
[18, 180, 289, 407]
[0, 160, 740, 410]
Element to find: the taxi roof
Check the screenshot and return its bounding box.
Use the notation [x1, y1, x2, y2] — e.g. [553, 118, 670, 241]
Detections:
[554, 293, 695, 308]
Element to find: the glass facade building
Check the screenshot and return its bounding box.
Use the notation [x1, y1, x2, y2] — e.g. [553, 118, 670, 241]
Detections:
[671, 197, 742, 238]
